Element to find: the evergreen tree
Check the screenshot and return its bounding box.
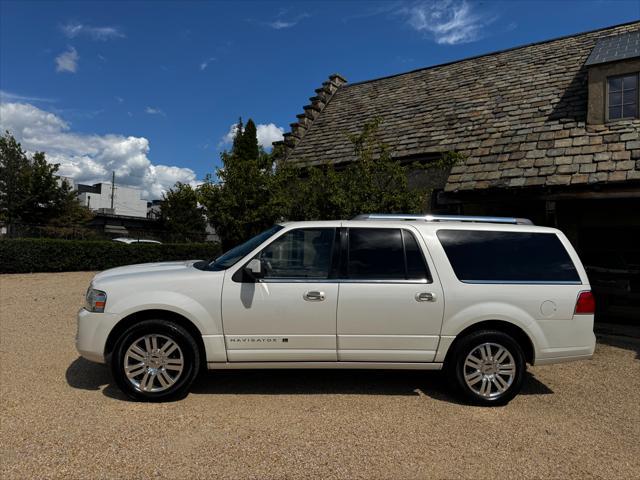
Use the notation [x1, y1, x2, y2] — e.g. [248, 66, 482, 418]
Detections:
[236, 119, 260, 162]
[231, 118, 244, 153]
[200, 118, 275, 249]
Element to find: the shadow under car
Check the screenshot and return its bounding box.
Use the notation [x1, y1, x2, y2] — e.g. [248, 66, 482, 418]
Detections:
[66, 357, 553, 403]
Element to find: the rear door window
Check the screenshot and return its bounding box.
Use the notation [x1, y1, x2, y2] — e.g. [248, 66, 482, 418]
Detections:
[436, 230, 580, 283]
[347, 228, 430, 281]
[402, 230, 431, 281]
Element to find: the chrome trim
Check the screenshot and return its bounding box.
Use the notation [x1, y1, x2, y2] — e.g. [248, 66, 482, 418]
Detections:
[255, 277, 579, 285]
[415, 292, 436, 302]
[303, 290, 326, 301]
[335, 278, 431, 284]
[207, 361, 444, 370]
[256, 278, 431, 284]
[353, 213, 534, 225]
[460, 280, 582, 285]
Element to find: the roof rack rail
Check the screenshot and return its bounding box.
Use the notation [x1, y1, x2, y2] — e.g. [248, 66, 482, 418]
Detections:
[352, 213, 534, 225]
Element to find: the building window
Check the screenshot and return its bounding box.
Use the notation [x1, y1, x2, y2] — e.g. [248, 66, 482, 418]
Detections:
[607, 73, 638, 120]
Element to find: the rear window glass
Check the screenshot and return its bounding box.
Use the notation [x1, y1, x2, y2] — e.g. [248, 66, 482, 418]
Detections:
[436, 230, 580, 283]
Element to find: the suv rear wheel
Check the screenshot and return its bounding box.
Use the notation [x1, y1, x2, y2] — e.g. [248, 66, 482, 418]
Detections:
[111, 319, 201, 401]
[449, 330, 525, 406]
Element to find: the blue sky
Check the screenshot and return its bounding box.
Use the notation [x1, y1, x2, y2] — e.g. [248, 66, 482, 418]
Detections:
[1, 0, 639, 199]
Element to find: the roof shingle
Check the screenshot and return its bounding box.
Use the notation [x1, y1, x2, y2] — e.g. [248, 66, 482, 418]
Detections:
[282, 22, 640, 192]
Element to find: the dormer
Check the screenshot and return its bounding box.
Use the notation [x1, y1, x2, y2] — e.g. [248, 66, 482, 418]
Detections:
[586, 30, 640, 125]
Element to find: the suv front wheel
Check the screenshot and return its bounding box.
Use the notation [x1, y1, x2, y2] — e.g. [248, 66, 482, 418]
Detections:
[111, 319, 201, 401]
[449, 330, 525, 406]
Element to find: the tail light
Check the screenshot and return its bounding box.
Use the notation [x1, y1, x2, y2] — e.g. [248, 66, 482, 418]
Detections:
[575, 291, 595, 315]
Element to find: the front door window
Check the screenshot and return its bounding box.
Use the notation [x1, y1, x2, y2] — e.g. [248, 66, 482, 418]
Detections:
[257, 228, 336, 279]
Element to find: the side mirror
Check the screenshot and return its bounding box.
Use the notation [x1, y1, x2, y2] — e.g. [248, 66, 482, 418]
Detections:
[244, 258, 263, 280]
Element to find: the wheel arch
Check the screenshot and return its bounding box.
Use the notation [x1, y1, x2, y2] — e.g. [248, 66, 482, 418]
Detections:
[104, 309, 206, 366]
[443, 320, 536, 366]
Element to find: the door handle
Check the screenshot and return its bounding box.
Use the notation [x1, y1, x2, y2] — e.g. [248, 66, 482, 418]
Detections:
[415, 292, 436, 302]
[303, 290, 325, 301]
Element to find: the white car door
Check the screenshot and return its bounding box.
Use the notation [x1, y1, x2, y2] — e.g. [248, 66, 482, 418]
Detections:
[337, 226, 445, 362]
[222, 227, 339, 362]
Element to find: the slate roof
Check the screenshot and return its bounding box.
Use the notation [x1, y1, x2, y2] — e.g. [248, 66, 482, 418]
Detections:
[279, 22, 640, 192]
[586, 30, 640, 66]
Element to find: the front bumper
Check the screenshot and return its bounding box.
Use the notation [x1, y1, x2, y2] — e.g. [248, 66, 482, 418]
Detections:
[76, 308, 120, 364]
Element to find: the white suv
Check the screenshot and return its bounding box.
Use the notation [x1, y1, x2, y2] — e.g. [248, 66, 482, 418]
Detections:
[77, 214, 596, 405]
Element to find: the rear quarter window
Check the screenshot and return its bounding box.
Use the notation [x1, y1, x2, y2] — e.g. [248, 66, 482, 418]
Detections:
[436, 230, 580, 284]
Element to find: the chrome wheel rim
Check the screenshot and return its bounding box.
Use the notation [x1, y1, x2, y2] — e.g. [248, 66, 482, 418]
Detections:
[464, 342, 516, 399]
[124, 334, 184, 393]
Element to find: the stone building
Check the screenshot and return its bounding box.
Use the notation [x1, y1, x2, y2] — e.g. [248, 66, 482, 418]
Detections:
[275, 21, 640, 317]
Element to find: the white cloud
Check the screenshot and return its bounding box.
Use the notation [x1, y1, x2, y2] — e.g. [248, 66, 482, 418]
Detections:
[256, 123, 285, 148]
[0, 90, 56, 103]
[402, 0, 492, 45]
[145, 106, 165, 116]
[0, 102, 197, 199]
[200, 57, 216, 71]
[220, 122, 284, 150]
[269, 20, 296, 29]
[221, 123, 240, 146]
[55, 46, 79, 73]
[342, 2, 401, 22]
[266, 12, 310, 29]
[61, 23, 125, 41]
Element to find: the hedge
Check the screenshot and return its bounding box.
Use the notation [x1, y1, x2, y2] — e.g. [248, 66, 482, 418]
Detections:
[0, 238, 222, 273]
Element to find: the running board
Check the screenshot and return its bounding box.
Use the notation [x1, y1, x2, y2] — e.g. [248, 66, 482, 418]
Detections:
[207, 361, 443, 370]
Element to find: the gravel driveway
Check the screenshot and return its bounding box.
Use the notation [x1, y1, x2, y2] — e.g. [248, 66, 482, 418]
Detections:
[1, 271, 639, 479]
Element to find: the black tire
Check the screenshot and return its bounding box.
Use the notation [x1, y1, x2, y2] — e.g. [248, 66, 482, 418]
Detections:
[447, 330, 525, 406]
[111, 319, 201, 402]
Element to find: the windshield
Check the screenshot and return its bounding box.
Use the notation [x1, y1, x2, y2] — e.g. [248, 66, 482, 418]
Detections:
[207, 225, 284, 271]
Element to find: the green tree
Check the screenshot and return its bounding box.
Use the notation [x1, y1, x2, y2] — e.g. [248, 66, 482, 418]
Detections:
[25, 152, 70, 225]
[200, 117, 462, 249]
[0, 131, 31, 227]
[271, 117, 462, 221]
[161, 182, 207, 242]
[200, 118, 276, 250]
[233, 118, 260, 163]
[0, 131, 93, 232]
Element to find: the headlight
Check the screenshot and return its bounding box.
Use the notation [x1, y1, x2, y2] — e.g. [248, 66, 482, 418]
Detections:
[85, 288, 107, 313]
